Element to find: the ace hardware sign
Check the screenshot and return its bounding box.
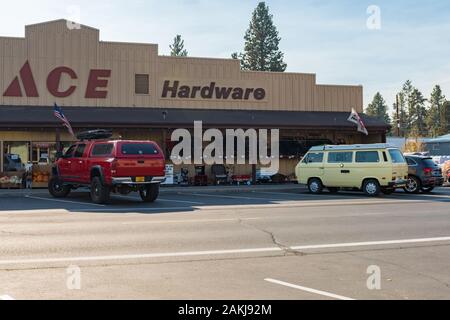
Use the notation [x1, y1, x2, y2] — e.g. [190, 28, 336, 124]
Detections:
[2, 60, 111, 99]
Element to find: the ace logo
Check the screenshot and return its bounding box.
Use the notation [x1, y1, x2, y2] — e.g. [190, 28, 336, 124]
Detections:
[2, 60, 111, 99]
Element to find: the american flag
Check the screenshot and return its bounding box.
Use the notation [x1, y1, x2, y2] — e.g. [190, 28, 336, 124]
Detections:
[347, 108, 368, 136]
[53, 103, 75, 137]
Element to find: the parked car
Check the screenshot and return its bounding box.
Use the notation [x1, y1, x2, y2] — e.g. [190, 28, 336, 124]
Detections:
[443, 160, 450, 184]
[295, 144, 408, 196]
[48, 130, 166, 204]
[3, 154, 23, 172]
[404, 155, 444, 193]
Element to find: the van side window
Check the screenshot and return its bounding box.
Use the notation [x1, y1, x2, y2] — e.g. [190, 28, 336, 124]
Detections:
[356, 151, 380, 163]
[382, 151, 388, 162]
[388, 149, 406, 163]
[328, 152, 353, 163]
[304, 152, 324, 163]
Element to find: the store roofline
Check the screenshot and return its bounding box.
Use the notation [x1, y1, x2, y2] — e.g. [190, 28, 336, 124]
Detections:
[0, 105, 390, 131]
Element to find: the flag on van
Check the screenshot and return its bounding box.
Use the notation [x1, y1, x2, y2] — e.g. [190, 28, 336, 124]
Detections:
[53, 103, 75, 137]
[347, 108, 368, 135]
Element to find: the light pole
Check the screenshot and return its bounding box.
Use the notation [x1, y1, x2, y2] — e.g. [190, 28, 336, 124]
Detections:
[396, 94, 401, 137]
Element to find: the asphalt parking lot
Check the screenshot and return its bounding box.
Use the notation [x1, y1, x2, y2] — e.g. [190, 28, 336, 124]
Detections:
[0, 186, 450, 300]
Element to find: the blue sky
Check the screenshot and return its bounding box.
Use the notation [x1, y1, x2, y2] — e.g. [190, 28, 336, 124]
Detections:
[1, 0, 450, 112]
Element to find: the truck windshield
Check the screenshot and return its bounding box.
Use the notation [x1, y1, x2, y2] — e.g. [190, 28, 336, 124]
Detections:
[388, 149, 406, 163]
[121, 143, 159, 155]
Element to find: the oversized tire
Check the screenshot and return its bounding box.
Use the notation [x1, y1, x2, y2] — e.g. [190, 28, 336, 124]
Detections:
[90, 176, 110, 204]
[404, 176, 421, 194]
[48, 177, 71, 198]
[328, 187, 339, 194]
[421, 187, 434, 193]
[308, 178, 323, 194]
[381, 188, 395, 195]
[139, 184, 160, 202]
[363, 179, 381, 197]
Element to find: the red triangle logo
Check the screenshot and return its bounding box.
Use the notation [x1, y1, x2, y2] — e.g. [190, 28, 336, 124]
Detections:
[3, 60, 39, 97]
[3, 77, 22, 97]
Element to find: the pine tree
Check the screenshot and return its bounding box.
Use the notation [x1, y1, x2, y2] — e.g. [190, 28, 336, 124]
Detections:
[366, 92, 391, 125]
[426, 85, 446, 137]
[408, 88, 428, 137]
[391, 92, 408, 137]
[169, 35, 188, 57]
[234, 2, 287, 71]
[444, 101, 450, 134]
[400, 80, 415, 136]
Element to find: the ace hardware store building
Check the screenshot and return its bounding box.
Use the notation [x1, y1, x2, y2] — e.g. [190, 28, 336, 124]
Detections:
[0, 20, 389, 188]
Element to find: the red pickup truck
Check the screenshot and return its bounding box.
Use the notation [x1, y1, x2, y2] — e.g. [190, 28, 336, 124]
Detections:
[49, 132, 166, 204]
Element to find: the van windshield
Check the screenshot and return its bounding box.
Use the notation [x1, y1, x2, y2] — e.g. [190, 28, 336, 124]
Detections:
[388, 149, 406, 163]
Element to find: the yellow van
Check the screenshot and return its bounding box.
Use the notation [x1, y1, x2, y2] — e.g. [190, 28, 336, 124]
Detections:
[295, 144, 408, 196]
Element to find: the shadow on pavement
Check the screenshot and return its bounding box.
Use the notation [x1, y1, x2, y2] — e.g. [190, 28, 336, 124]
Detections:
[0, 186, 449, 215]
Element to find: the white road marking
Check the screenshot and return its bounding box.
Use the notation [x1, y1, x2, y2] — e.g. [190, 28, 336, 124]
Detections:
[182, 192, 291, 202]
[264, 278, 354, 300]
[0, 295, 15, 300]
[158, 198, 205, 205]
[121, 217, 262, 225]
[112, 194, 204, 205]
[0, 236, 449, 266]
[289, 236, 450, 251]
[25, 195, 106, 207]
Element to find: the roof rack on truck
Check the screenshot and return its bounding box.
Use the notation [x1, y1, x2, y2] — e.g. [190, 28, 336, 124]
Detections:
[76, 129, 113, 141]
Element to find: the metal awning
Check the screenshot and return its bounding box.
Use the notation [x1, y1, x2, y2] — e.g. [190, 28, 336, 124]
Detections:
[0, 105, 389, 131]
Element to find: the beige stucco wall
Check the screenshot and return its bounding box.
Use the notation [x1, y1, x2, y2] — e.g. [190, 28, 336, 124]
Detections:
[0, 19, 363, 112]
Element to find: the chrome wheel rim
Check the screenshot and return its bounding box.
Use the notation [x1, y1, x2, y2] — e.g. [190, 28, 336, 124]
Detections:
[406, 178, 417, 192]
[366, 182, 377, 194]
[310, 181, 319, 193]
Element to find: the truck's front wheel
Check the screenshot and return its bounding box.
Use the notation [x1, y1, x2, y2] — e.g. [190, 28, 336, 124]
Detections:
[48, 177, 71, 198]
[139, 184, 160, 203]
[90, 176, 110, 204]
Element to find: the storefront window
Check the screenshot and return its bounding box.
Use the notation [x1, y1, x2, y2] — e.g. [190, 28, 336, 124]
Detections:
[31, 142, 58, 164]
[3, 142, 29, 171]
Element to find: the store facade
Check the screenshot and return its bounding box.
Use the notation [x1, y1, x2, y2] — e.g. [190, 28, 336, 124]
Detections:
[0, 19, 389, 188]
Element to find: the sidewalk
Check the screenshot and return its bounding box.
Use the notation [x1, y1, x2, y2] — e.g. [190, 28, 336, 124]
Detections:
[0, 183, 306, 197]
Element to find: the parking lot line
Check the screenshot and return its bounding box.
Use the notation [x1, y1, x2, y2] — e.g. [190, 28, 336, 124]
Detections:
[25, 195, 106, 207]
[0, 236, 449, 266]
[264, 278, 355, 300]
[121, 217, 262, 225]
[111, 194, 205, 205]
[181, 192, 290, 202]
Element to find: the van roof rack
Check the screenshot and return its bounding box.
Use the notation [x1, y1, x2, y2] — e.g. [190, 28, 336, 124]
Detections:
[309, 144, 396, 151]
[76, 129, 113, 141]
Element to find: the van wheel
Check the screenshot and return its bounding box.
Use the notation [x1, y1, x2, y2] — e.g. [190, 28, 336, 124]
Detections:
[48, 177, 71, 198]
[363, 179, 380, 197]
[139, 184, 160, 202]
[404, 176, 421, 194]
[328, 187, 339, 194]
[308, 178, 323, 194]
[90, 176, 110, 204]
